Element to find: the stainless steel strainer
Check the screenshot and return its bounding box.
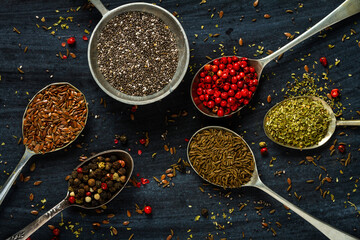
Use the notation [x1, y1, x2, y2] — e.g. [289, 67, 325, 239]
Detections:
[88, 0, 190, 105]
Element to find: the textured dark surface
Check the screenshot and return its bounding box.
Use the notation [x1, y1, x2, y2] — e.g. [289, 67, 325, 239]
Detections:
[0, 0, 360, 239]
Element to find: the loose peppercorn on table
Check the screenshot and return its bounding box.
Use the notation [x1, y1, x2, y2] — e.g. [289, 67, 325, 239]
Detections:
[1, 0, 360, 239]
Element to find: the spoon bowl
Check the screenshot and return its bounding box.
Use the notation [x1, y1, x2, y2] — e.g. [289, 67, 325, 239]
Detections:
[7, 149, 134, 240]
[191, 0, 360, 118]
[88, 0, 189, 105]
[0, 82, 88, 207]
[187, 126, 358, 239]
[263, 96, 360, 150]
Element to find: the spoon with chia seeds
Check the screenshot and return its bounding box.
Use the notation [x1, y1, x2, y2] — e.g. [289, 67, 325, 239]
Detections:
[187, 126, 359, 240]
[191, 0, 360, 118]
[7, 149, 134, 240]
[0, 82, 88, 207]
[263, 96, 360, 150]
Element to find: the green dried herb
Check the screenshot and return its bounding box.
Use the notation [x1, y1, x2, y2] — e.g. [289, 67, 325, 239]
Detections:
[264, 97, 331, 148]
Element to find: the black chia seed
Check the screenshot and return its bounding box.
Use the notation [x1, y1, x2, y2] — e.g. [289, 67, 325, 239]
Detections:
[97, 11, 179, 96]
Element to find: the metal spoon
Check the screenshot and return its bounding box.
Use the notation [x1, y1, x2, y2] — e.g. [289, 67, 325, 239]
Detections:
[88, 0, 189, 105]
[187, 126, 359, 240]
[7, 149, 134, 240]
[263, 96, 360, 150]
[191, 0, 360, 118]
[0, 82, 88, 206]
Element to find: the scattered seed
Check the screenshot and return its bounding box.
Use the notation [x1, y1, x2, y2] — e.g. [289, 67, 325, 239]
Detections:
[13, 27, 21, 34]
[19, 173, 24, 182]
[29, 193, 34, 201]
[33, 181, 43, 186]
[102, 220, 109, 224]
[267, 95, 271, 103]
[287, 178, 291, 185]
[166, 235, 173, 240]
[48, 225, 55, 230]
[219, 11, 224, 18]
[253, 0, 259, 7]
[30, 163, 36, 172]
[70, 52, 76, 58]
[111, 227, 118, 235]
[123, 221, 130, 226]
[24, 176, 31, 182]
[127, 210, 131, 217]
[17, 67, 24, 74]
[24, 46, 28, 53]
[304, 65, 309, 73]
[286, 10, 293, 13]
[239, 38, 243, 46]
[92, 222, 101, 229]
[107, 213, 115, 218]
[306, 180, 314, 183]
[287, 185, 292, 192]
[264, 14, 271, 19]
[31, 210, 39, 215]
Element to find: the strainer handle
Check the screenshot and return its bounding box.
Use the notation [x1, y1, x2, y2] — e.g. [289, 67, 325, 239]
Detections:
[90, 0, 109, 16]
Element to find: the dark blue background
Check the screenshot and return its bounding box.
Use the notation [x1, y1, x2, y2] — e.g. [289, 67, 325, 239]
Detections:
[0, 0, 359, 239]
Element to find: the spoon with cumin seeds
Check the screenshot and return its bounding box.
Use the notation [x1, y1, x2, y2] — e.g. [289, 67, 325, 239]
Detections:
[0, 82, 88, 206]
[187, 126, 358, 239]
[7, 149, 134, 240]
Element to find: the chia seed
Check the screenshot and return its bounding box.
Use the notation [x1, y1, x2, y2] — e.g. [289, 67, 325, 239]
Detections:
[97, 11, 179, 96]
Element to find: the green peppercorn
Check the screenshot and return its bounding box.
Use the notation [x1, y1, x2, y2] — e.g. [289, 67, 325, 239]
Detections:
[259, 142, 267, 148]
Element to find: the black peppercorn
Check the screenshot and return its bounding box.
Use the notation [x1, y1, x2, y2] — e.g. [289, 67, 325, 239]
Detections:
[119, 134, 127, 145]
[201, 208, 209, 218]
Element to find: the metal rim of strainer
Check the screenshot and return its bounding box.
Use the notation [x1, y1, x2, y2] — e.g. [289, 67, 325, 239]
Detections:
[88, 2, 190, 105]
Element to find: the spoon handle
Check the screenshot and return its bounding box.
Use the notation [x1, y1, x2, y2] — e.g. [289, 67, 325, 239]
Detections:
[6, 199, 70, 240]
[0, 149, 34, 207]
[261, 0, 360, 66]
[90, 0, 109, 16]
[253, 179, 358, 240]
[336, 120, 360, 126]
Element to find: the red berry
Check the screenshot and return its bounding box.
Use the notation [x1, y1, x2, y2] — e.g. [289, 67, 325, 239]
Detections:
[338, 144, 345, 153]
[260, 147, 268, 156]
[205, 75, 212, 83]
[221, 92, 228, 99]
[217, 109, 224, 117]
[215, 97, 221, 104]
[211, 65, 218, 72]
[204, 64, 211, 71]
[207, 100, 215, 109]
[213, 59, 220, 65]
[101, 183, 108, 190]
[331, 89, 340, 98]
[139, 138, 146, 145]
[219, 63, 225, 70]
[141, 178, 150, 184]
[221, 57, 228, 64]
[77, 167, 83, 173]
[200, 71, 206, 78]
[228, 97, 236, 105]
[62, 55, 67, 60]
[52, 228, 60, 236]
[86, 191, 91, 196]
[67, 36, 76, 45]
[82, 35, 88, 41]
[319, 57, 328, 67]
[144, 205, 152, 214]
[68, 196, 75, 204]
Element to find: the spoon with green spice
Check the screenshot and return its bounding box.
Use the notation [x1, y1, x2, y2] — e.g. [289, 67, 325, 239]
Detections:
[7, 149, 134, 240]
[187, 126, 358, 240]
[263, 96, 360, 150]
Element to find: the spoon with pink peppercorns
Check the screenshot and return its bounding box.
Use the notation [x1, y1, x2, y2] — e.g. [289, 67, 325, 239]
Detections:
[7, 150, 134, 240]
[191, 0, 360, 118]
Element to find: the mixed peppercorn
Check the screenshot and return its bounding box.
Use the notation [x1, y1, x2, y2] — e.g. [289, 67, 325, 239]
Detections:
[67, 154, 129, 207]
